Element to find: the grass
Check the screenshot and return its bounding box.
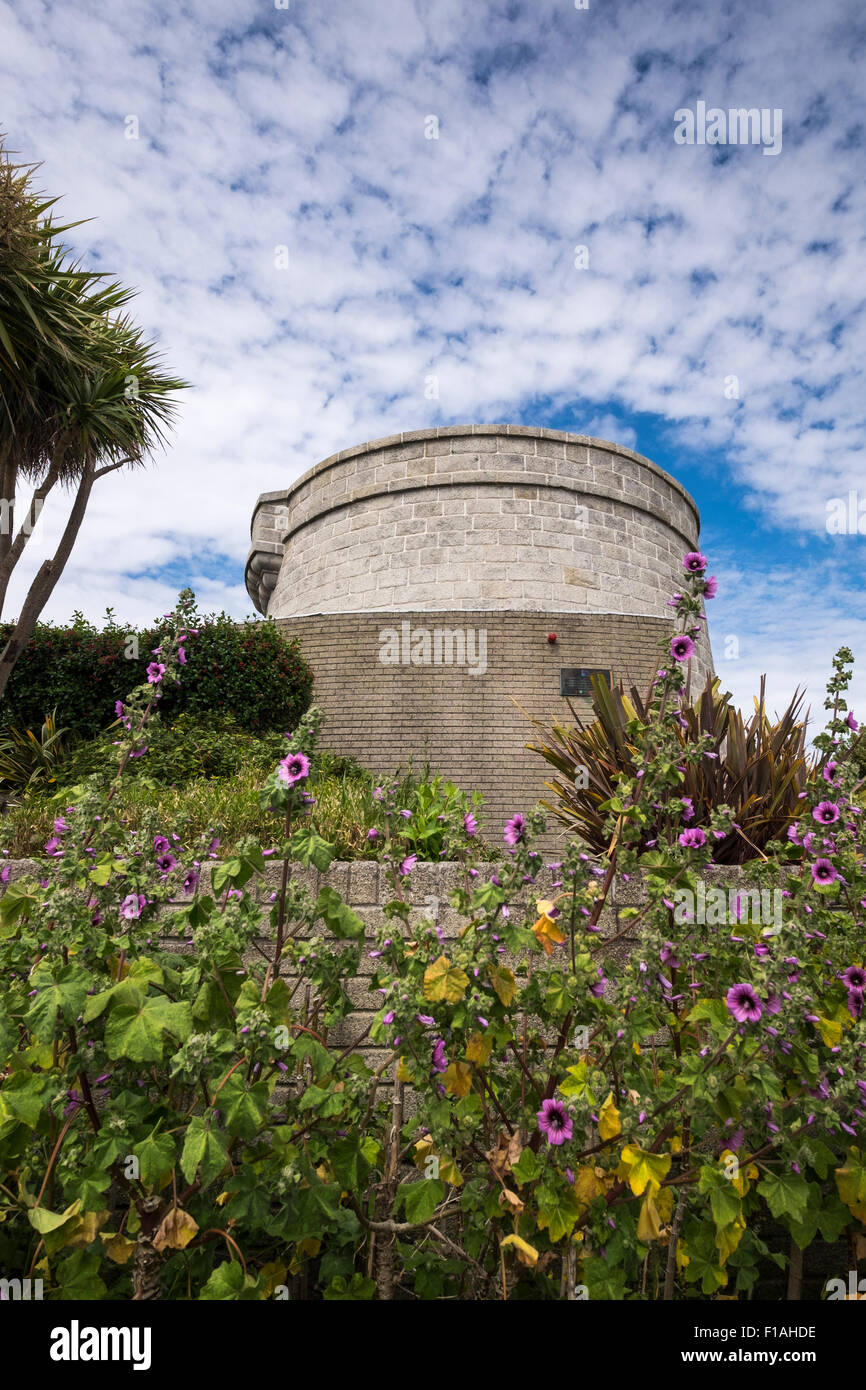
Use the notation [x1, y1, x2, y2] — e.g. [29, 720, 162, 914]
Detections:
[0, 760, 496, 861]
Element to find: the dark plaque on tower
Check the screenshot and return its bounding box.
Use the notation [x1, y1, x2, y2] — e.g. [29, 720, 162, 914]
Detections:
[559, 668, 611, 698]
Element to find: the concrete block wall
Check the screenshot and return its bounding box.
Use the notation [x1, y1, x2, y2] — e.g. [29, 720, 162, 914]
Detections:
[3, 859, 746, 1073]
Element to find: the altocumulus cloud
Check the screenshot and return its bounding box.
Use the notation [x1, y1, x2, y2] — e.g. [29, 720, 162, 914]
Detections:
[0, 0, 864, 723]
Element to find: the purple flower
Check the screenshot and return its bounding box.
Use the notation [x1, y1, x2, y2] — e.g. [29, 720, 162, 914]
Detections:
[678, 827, 706, 850]
[156, 853, 177, 874]
[811, 858, 838, 885]
[726, 983, 763, 1023]
[847, 711, 859, 732]
[431, 1038, 448, 1073]
[278, 752, 311, 786]
[464, 812, 478, 837]
[146, 662, 166, 684]
[670, 634, 695, 663]
[120, 893, 146, 920]
[703, 574, 718, 599]
[848, 989, 864, 1021]
[153, 835, 170, 855]
[183, 869, 199, 894]
[537, 1098, 573, 1146]
[383, 1011, 395, 1025]
[417, 1013, 435, 1026]
[504, 813, 526, 847]
[823, 762, 838, 784]
[366, 828, 380, 841]
[813, 801, 840, 825]
[177, 646, 187, 665]
[115, 700, 125, 717]
[682, 551, 708, 574]
[53, 817, 69, 834]
[842, 966, 866, 991]
[398, 854, 417, 876]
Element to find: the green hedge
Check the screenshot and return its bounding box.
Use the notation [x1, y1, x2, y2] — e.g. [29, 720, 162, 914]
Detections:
[0, 602, 314, 738]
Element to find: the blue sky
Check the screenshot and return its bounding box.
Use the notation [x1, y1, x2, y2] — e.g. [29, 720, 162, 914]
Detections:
[1, 0, 865, 728]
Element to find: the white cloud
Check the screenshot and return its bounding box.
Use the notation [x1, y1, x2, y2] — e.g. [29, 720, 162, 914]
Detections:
[0, 0, 864, 715]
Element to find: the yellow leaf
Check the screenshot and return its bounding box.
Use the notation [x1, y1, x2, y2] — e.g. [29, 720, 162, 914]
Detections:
[598, 1093, 621, 1141]
[396, 1057, 413, 1082]
[637, 1194, 663, 1242]
[815, 1015, 843, 1048]
[488, 963, 517, 1006]
[64, 1210, 110, 1250]
[574, 1166, 605, 1206]
[500, 1233, 539, 1267]
[715, 1215, 746, 1263]
[618, 1144, 671, 1197]
[442, 1060, 473, 1098]
[655, 1187, 673, 1223]
[532, 904, 567, 955]
[297, 1237, 321, 1257]
[438, 1155, 463, 1187]
[101, 1232, 136, 1265]
[413, 1137, 435, 1170]
[465, 1032, 493, 1066]
[216, 1191, 233, 1207]
[676, 1239, 690, 1270]
[423, 955, 469, 1004]
[670, 1132, 682, 1154]
[153, 1207, 199, 1252]
[258, 1261, 287, 1297]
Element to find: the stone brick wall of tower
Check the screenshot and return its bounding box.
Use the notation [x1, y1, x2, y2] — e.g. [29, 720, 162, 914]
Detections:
[247, 425, 713, 839]
[272, 609, 712, 843]
[249, 426, 704, 621]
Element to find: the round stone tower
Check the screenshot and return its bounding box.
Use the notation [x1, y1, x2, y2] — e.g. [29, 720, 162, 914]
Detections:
[246, 425, 713, 842]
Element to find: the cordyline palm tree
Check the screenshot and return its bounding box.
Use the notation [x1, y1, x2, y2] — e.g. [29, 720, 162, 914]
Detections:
[0, 140, 186, 700]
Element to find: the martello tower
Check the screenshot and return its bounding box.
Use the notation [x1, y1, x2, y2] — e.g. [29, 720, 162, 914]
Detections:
[246, 425, 713, 838]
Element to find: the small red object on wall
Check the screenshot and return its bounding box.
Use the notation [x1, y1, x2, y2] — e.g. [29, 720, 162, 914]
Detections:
[547, 633, 557, 644]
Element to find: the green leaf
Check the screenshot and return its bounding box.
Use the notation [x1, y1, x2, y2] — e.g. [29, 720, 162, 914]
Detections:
[53, 1249, 107, 1300]
[401, 1178, 444, 1223]
[323, 1273, 376, 1300]
[199, 1261, 247, 1300]
[536, 1179, 582, 1242]
[220, 1076, 269, 1140]
[0, 1070, 48, 1128]
[315, 886, 365, 942]
[180, 1117, 229, 1189]
[104, 997, 192, 1062]
[0, 1001, 20, 1066]
[25, 963, 90, 1042]
[289, 829, 336, 873]
[511, 1148, 541, 1185]
[757, 1170, 810, 1222]
[134, 1129, 176, 1189]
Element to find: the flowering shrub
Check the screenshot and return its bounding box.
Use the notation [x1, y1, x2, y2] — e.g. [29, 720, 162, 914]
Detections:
[0, 595, 313, 738]
[0, 567, 865, 1300]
